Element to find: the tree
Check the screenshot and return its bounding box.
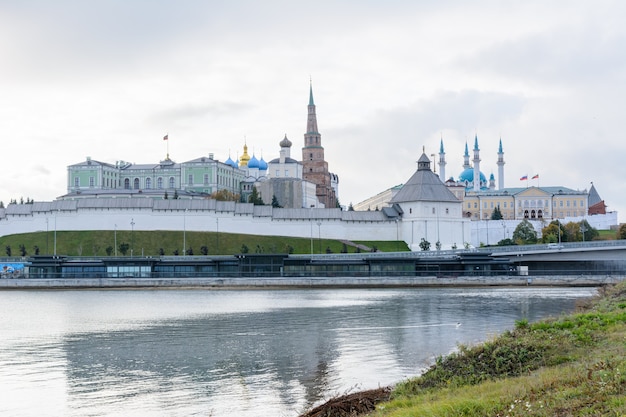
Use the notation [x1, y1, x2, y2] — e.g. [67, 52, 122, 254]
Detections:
[248, 187, 264, 205]
[173, 190, 179, 199]
[348, 203, 354, 211]
[490, 206, 503, 220]
[512, 220, 537, 245]
[341, 243, 348, 253]
[497, 238, 516, 246]
[105, 246, 113, 256]
[164, 191, 168, 200]
[19, 244, 27, 257]
[618, 223, 626, 240]
[200, 246, 208, 255]
[185, 247, 194, 256]
[285, 244, 294, 254]
[5, 245, 11, 256]
[159, 248, 165, 256]
[210, 189, 240, 201]
[271, 195, 282, 208]
[173, 249, 180, 256]
[33, 245, 40, 255]
[579, 219, 598, 241]
[240, 244, 249, 254]
[541, 221, 564, 243]
[419, 238, 431, 251]
[118, 242, 129, 256]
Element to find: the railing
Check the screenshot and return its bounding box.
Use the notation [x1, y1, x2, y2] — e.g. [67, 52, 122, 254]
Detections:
[9, 269, 625, 280]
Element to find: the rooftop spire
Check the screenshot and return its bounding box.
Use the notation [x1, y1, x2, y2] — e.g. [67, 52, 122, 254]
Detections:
[473, 134, 479, 151]
[309, 78, 315, 106]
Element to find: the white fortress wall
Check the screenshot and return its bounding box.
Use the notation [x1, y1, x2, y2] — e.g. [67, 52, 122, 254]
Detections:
[0, 202, 400, 243]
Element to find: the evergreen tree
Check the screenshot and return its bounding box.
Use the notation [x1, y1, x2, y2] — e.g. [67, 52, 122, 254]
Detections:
[348, 203, 354, 211]
[618, 223, 626, 240]
[249, 187, 265, 205]
[118, 242, 129, 256]
[271, 195, 282, 208]
[490, 206, 503, 220]
[419, 238, 431, 251]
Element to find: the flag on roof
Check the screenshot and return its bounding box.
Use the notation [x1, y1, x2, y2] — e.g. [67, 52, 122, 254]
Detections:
[520, 175, 528, 181]
[532, 174, 539, 179]
[163, 134, 168, 141]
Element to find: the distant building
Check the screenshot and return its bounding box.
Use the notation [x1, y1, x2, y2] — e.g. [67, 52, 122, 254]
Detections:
[65, 154, 243, 199]
[358, 135, 608, 222]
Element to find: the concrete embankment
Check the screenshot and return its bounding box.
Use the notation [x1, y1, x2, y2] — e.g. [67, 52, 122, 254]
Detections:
[1, 275, 624, 289]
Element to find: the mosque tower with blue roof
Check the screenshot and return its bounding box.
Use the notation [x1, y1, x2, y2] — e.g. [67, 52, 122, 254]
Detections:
[439, 135, 503, 192]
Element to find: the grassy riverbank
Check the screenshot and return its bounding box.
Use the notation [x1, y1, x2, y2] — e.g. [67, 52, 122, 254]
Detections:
[0, 230, 408, 257]
[302, 282, 626, 416]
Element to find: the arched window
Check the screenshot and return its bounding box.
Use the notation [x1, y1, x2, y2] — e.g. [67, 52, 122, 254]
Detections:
[124, 178, 130, 189]
[157, 177, 163, 189]
[538, 209, 543, 219]
[524, 210, 529, 219]
[133, 178, 140, 189]
[145, 178, 152, 189]
[531, 210, 536, 219]
[169, 177, 175, 188]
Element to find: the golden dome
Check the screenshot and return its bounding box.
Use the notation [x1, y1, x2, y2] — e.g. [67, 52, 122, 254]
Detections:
[239, 143, 251, 167]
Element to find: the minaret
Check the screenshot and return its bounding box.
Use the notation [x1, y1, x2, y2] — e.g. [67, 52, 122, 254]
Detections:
[302, 81, 336, 207]
[463, 141, 471, 169]
[438, 137, 446, 182]
[497, 138, 505, 190]
[473, 134, 481, 191]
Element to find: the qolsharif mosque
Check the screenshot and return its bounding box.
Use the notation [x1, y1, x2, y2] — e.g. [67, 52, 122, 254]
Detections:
[0, 84, 617, 250]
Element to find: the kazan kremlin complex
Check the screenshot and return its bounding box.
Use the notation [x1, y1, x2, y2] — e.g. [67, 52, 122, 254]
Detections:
[0, 85, 617, 250]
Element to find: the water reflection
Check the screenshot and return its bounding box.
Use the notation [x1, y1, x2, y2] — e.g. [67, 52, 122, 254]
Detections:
[0, 287, 596, 416]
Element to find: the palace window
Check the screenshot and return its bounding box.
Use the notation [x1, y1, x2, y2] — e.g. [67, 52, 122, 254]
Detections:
[169, 177, 175, 188]
[74, 177, 79, 188]
[133, 178, 140, 189]
[124, 178, 130, 189]
[157, 177, 163, 189]
[145, 178, 152, 189]
[89, 177, 94, 187]
[204, 174, 209, 185]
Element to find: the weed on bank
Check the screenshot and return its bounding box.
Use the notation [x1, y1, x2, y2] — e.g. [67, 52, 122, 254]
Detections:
[373, 283, 626, 416]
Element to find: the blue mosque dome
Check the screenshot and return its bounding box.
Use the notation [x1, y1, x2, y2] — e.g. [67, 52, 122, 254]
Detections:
[458, 168, 487, 188]
[258, 157, 268, 171]
[248, 155, 259, 169]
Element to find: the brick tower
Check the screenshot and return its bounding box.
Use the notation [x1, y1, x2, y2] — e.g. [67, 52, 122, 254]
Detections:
[302, 82, 337, 208]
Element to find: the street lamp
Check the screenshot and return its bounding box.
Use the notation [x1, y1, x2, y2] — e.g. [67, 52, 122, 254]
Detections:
[114, 224, 117, 256]
[183, 209, 187, 256]
[317, 221, 322, 254]
[54, 210, 58, 256]
[130, 218, 135, 257]
[216, 217, 219, 254]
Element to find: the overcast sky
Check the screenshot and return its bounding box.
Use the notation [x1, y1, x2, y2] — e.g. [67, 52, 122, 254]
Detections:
[1, 1, 624, 222]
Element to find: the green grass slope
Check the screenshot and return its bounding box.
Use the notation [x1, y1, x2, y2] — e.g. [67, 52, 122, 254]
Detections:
[0, 230, 408, 257]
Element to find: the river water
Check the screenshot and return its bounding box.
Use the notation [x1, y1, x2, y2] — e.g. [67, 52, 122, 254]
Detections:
[0, 286, 596, 416]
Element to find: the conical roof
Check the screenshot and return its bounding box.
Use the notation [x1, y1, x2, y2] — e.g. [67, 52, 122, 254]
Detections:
[390, 153, 460, 203]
